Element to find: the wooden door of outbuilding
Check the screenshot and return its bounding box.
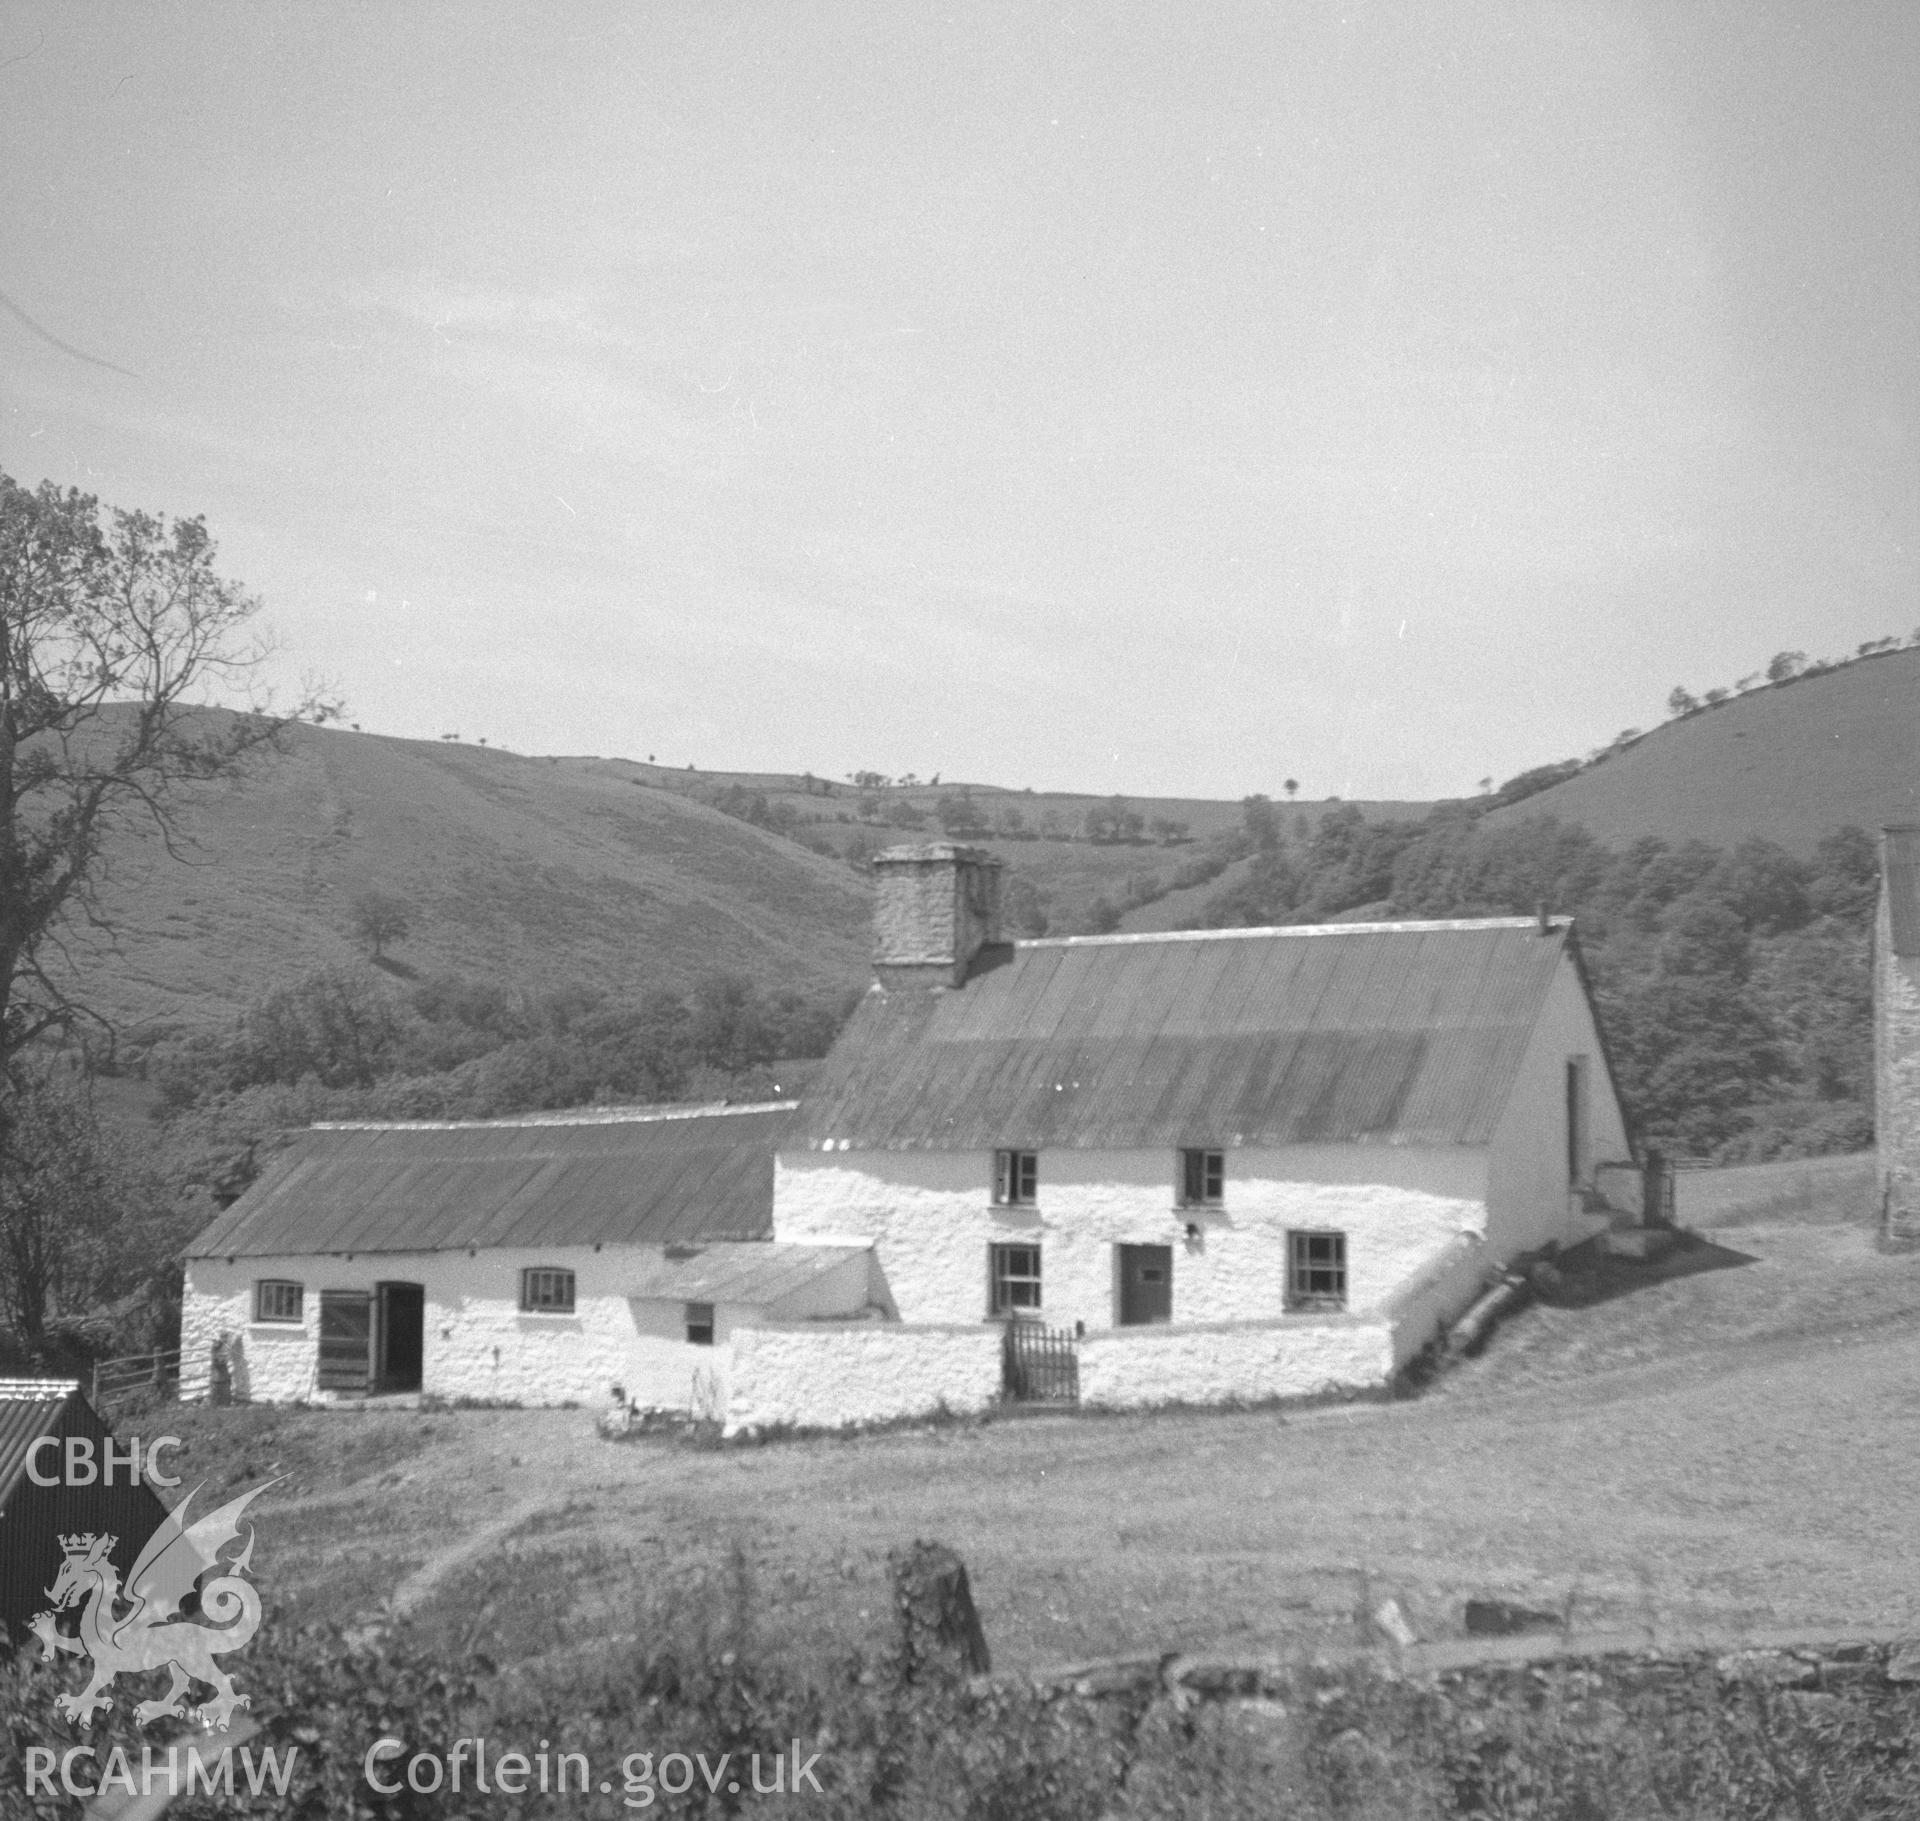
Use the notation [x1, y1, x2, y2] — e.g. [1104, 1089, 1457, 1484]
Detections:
[318, 1291, 372, 1393]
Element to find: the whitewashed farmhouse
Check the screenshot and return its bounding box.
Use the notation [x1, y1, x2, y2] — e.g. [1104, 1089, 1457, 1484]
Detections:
[181, 842, 1642, 1430]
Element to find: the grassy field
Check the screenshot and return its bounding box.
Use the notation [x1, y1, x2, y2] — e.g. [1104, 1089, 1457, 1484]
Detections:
[137, 1155, 1920, 1689]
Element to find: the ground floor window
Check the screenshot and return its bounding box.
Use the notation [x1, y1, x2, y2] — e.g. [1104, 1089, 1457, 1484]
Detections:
[685, 1301, 715, 1345]
[254, 1279, 303, 1323]
[1287, 1231, 1348, 1310]
[989, 1242, 1042, 1315]
[521, 1267, 576, 1313]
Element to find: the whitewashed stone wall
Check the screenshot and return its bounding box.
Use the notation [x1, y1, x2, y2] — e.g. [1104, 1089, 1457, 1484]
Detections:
[723, 1323, 1002, 1435]
[1379, 1230, 1493, 1367]
[1077, 1315, 1392, 1409]
[774, 1145, 1486, 1331]
[1485, 951, 1634, 1255]
[183, 1246, 737, 1411]
[181, 1262, 321, 1404]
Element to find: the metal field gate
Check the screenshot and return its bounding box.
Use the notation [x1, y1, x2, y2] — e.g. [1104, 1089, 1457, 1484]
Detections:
[1002, 1320, 1079, 1405]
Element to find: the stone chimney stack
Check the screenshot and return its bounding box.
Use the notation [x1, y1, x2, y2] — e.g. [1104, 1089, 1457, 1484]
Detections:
[871, 843, 1005, 990]
[1876, 826, 1920, 1242]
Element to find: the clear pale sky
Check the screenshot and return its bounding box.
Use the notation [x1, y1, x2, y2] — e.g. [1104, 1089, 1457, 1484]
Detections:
[3, 3, 1915, 799]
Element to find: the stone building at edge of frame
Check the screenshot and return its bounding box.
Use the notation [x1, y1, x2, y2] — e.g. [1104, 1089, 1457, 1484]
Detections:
[182, 843, 1654, 1433]
[1875, 825, 1920, 1243]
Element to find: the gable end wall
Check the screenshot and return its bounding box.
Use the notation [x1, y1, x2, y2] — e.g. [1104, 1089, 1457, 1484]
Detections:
[1485, 949, 1633, 1256]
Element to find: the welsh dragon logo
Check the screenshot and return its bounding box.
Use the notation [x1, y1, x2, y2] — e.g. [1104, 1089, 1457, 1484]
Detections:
[30, 1479, 278, 1730]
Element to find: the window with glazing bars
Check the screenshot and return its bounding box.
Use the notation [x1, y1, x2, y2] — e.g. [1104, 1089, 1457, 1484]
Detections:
[255, 1280, 303, 1323]
[520, 1267, 576, 1313]
[989, 1243, 1042, 1315]
[1178, 1148, 1224, 1207]
[1287, 1231, 1347, 1310]
[993, 1149, 1038, 1206]
[685, 1301, 715, 1345]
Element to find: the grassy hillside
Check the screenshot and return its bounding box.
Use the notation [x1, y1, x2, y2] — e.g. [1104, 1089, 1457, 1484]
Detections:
[52, 721, 1426, 1047]
[1482, 647, 1920, 853]
[48, 720, 875, 1042]
[50, 638, 1914, 1053]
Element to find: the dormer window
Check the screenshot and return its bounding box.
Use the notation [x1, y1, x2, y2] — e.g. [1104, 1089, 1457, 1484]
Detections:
[993, 1149, 1038, 1206]
[1178, 1148, 1224, 1207]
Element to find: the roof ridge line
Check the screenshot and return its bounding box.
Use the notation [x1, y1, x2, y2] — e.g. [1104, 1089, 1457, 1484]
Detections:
[312, 1100, 798, 1133]
[1016, 917, 1570, 949]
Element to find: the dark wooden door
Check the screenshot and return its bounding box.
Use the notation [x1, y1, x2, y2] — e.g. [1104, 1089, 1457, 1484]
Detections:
[317, 1291, 372, 1393]
[376, 1282, 425, 1392]
[1118, 1245, 1172, 1325]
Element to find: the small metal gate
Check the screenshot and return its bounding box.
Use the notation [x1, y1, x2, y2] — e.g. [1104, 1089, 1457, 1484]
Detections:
[1002, 1320, 1078, 1405]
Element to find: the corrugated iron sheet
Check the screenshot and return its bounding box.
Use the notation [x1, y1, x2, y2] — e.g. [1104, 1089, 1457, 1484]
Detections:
[626, 1243, 870, 1307]
[794, 920, 1570, 1151]
[0, 1385, 172, 1647]
[188, 1105, 792, 1260]
[0, 1382, 73, 1514]
[1886, 829, 1920, 958]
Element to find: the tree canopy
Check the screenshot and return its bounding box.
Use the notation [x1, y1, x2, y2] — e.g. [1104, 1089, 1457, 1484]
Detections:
[0, 471, 324, 1063]
[0, 469, 322, 1356]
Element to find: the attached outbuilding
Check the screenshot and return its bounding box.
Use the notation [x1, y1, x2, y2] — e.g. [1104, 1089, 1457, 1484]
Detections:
[180, 1103, 881, 1414]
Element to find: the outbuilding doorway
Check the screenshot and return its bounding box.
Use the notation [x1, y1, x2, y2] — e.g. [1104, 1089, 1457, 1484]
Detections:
[375, 1281, 425, 1393]
[1117, 1244, 1172, 1325]
[318, 1291, 371, 1393]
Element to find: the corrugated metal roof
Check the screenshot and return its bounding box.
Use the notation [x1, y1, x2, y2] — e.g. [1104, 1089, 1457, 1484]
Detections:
[626, 1242, 870, 1306]
[0, 1382, 78, 1514]
[1885, 828, 1920, 958]
[793, 919, 1572, 1151]
[187, 1104, 794, 1260]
